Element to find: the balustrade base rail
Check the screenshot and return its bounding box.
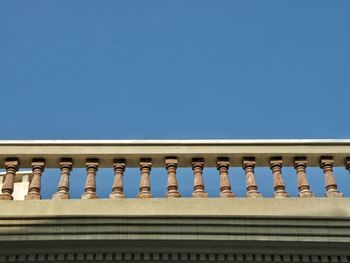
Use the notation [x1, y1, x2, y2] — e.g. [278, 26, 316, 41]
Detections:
[0, 199, 349, 241]
[0, 198, 349, 218]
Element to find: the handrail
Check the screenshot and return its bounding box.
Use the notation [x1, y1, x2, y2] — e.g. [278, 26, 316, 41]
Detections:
[1, 139, 350, 167]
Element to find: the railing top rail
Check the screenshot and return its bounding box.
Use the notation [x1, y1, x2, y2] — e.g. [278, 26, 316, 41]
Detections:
[0, 139, 350, 167]
[1, 139, 350, 146]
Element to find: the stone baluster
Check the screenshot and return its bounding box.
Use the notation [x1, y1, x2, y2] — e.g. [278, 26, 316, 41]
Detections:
[81, 159, 99, 199]
[345, 157, 350, 175]
[216, 158, 234, 198]
[165, 157, 181, 198]
[293, 157, 314, 198]
[192, 158, 208, 197]
[269, 157, 289, 198]
[25, 159, 45, 200]
[0, 158, 20, 200]
[52, 159, 73, 199]
[138, 159, 152, 198]
[242, 158, 262, 198]
[110, 159, 126, 199]
[320, 157, 343, 197]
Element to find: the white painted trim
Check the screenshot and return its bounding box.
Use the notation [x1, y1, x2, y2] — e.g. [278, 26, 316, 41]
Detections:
[0, 139, 350, 145]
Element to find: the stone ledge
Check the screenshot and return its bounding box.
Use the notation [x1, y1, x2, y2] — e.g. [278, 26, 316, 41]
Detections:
[0, 198, 349, 218]
[1, 139, 350, 167]
[0, 199, 349, 244]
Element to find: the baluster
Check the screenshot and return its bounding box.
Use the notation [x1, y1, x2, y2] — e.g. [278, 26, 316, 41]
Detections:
[192, 158, 208, 198]
[216, 158, 234, 198]
[52, 158, 72, 199]
[294, 157, 314, 198]
[110, 159, 126, 199]
[320, 157, 343, 197]
[165, 157, 181, 198]
[345, 157, 350, 175]
[81, 159, 99, 199]
[0, 158, 19, 200]
[138, 158, 152, 198]
[269, 157, 289, 198]
[25, 159, 45, 200]
[242, 157, 262, 198]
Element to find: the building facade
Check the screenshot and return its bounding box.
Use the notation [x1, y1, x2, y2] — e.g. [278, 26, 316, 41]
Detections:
[0, 140, 349, 262]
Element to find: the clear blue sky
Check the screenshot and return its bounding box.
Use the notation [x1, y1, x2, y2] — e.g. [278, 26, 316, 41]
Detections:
[1, 1, 350, 198]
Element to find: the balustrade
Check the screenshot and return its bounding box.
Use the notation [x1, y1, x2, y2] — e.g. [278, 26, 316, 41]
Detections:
[0, 140, 349, 199]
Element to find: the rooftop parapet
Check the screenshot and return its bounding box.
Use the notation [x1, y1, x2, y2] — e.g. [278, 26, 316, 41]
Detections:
[0, 140, 350, 261]
[0, 139, 350, 199]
